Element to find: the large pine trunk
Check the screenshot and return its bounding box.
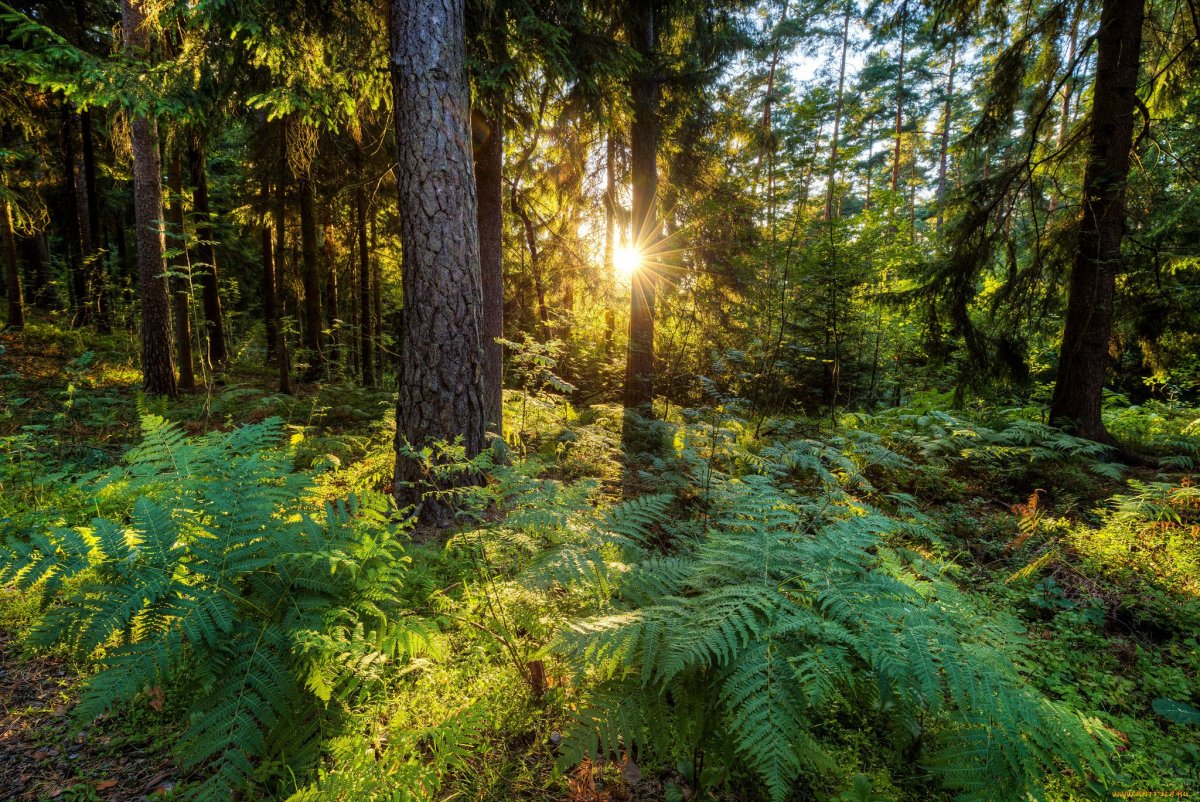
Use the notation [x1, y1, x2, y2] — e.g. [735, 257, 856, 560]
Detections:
[123, 0, 176, 397]
[166, 152, 196, 391]
[622, 0, 659, 429]
[1049, 0, 1144, 441]
[389, 0, 487, 525]
[3, 201, 24, 330]
[188, 142, 227, 366]
[474, 101, 504, 438]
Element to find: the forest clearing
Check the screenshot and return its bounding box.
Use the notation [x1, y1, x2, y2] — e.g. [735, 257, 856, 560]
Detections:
[0, 0, 1198, 799]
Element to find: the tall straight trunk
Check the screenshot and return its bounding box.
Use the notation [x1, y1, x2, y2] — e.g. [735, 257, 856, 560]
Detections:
[824, 1, 853, 222]
[261, 173, 279, 365]
[2, 201, 24, 330]
[371, 212, 383, 380]
[1050, 0, 1144, 441]
[298, 172, 323, 376]
[603, 133, 618, 350]
[934, 42, 957, 230]
[622, 0, 659, 425]
[188, 142, 227, 366]
[166, 152, 196, 391]
[322, 216, 340, 367]
[80, 110, 110, 333]
[891, 0, 908, 193]
[61, 108, 87, 325]
[273, 133, 292, 395]
[355, 146, 373, 385]
[390, 0, 487, 524]
[474, 94, 504, 437]
[123, 0, 176, 397]
[864, 116, 875, 210]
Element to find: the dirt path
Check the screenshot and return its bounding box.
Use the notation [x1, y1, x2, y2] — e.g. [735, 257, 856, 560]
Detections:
[0, 629, 177, 801]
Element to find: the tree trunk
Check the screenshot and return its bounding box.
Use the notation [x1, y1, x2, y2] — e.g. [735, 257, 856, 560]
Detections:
[824, 1, 853, 222]
[60, 108, 87, 326]
[80, 110, 110, 333]
[622, 0, 659, 428]
[123, 0, 176, 397]
[2, 201, 24, 330]
[166, 151, 196, 391]
[934, 42, 956, 230]
[891, 0, 908, 193]
[298, 172, 323, 376]
[474, 97, 504, 438]
[273, 133, 292, 395]
[389, 0, 487, 524]
[355, 146, 373, 386]
[1049, 0, 1144, 441]
[323, 215, 340, 368]
[261, 175, 279, 366]
[188, 141, 227, 366]
[372, 211, 383, 380]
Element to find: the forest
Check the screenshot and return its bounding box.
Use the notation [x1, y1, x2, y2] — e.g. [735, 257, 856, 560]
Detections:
[0, 0, 1198, 799]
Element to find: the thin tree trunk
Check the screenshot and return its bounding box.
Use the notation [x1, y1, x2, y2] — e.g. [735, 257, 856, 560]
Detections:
[80, 110, 110, 333]
[2, 201, 24, 330]
[389, 0, 487, 524]
[298, 172, 323, 376]
[273, 132, 292, 395]
[355, 144, 373, 386]
[622, 0, 659, 433]
[166, 151, 196, 391]
[864, 116, 875, 211]
[123, 0, 176, 397]
[61, 108, 87, 326]
[824, 1, 853, 222]
[935, 42, 957, 230]
[1050, 0, 1143, 441]
[323, 215, 340, 368]
[372, 217, 383, 380]
[261, 174, 279, 365]
[891, 0, 908, 193]
[188, 141, 227, 366]
[474, 88, 505, 437]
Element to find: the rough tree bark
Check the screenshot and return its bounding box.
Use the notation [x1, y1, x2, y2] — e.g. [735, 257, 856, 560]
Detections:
[389, 0, 488, 524]
[188, 141, 227, 366]
[622, 0, 660, 444]
[123, 0, 176, 397]
[1050, 0, 1144, 441]
[166, 152, 196, 391]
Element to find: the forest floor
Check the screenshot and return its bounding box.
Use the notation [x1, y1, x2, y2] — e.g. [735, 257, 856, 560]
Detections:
[1, 315, 1198, 802]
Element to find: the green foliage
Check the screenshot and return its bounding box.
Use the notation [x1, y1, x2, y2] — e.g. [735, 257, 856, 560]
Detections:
[545, 415, 1117, 801]
[0, 416, 434, 802]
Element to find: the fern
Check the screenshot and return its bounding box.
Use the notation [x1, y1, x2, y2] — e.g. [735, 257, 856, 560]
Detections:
[545, 420, 1117, 801]
[0, 416, 432, 801]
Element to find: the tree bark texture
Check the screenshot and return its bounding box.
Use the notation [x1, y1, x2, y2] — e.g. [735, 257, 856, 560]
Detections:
[123, 0, 176, 397]
[1050, 0, 1144, 441]
[474, 102, 504, 438]
[389, 0, 488, 524]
